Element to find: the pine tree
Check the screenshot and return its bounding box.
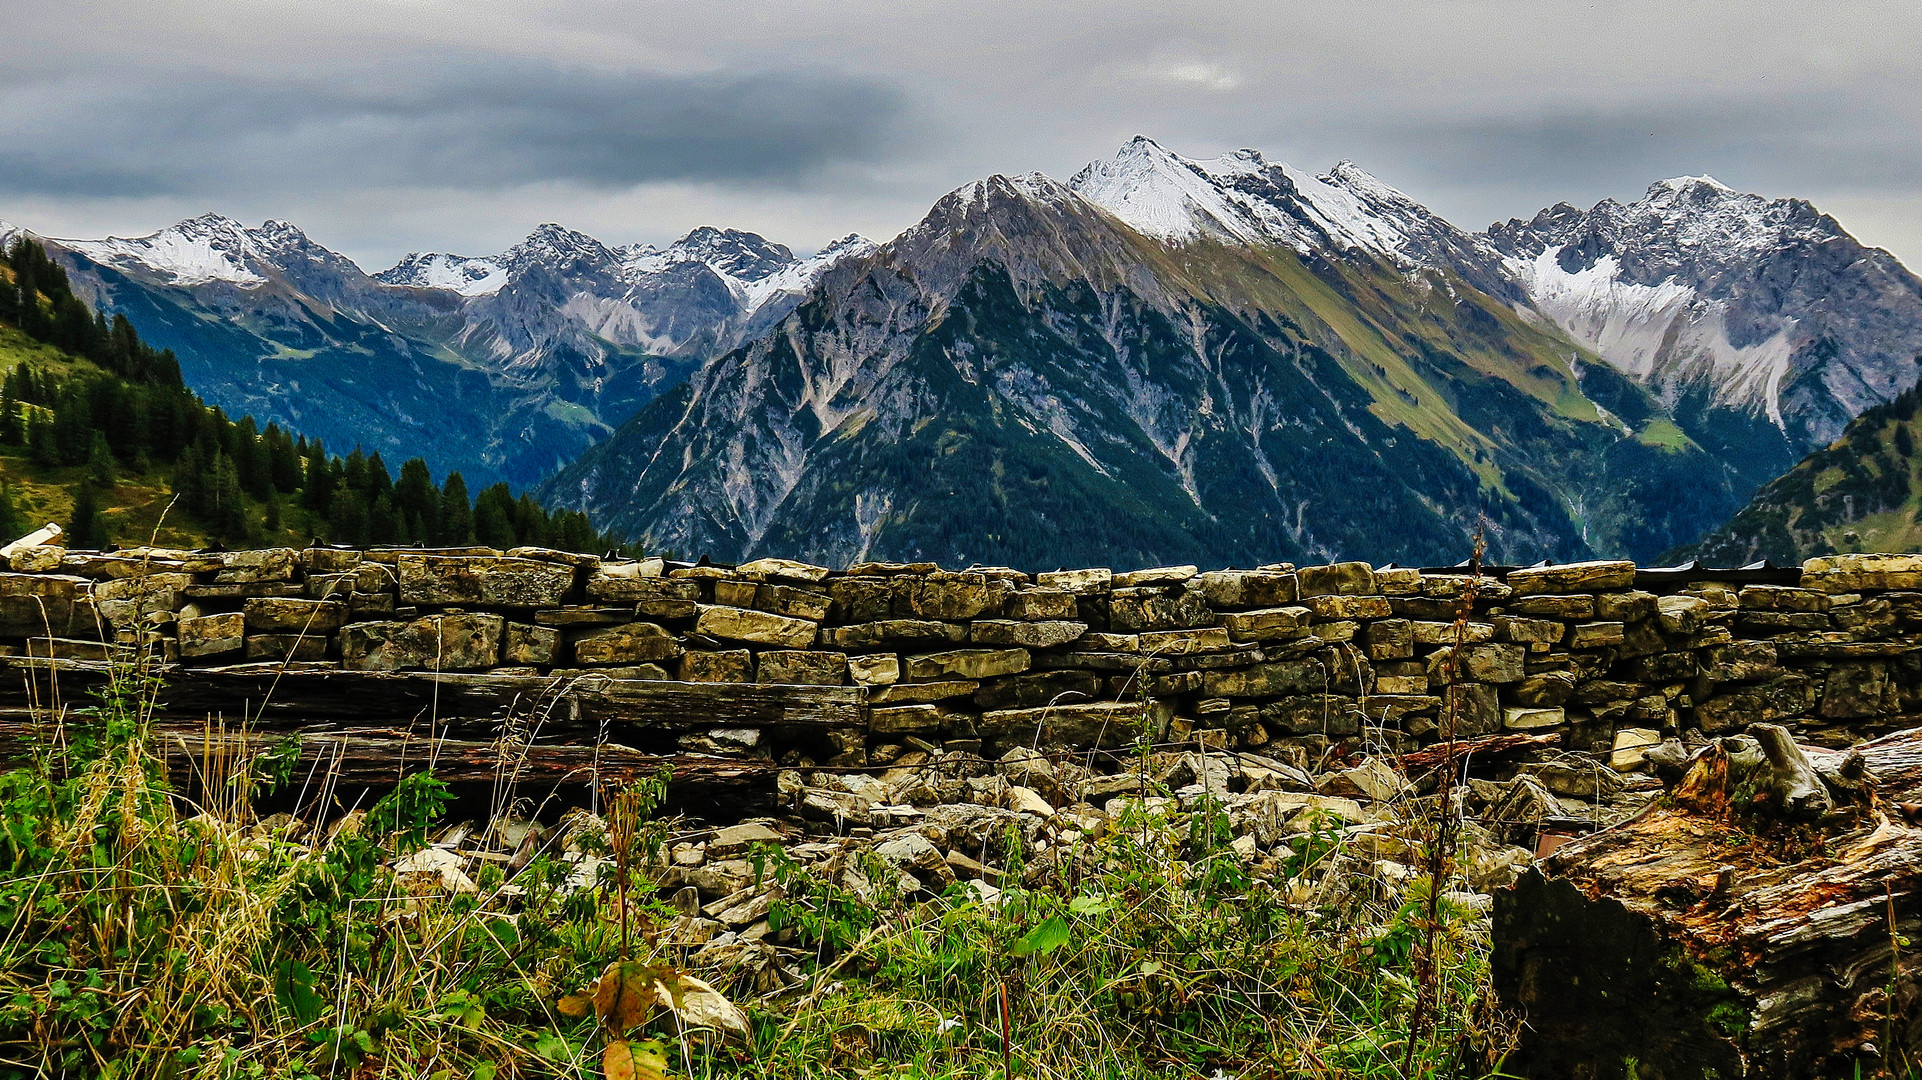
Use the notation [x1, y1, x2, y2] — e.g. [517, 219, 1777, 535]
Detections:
[437, 473, 473, 546]
[67, 481, 103, 550]
[327, 489, 370, 547]
[0, 383, 20, 446]
[304, 441, 337, 513]
[52, 393, 93, 465]
[394, 458, 439, 540]
[27, 410, 57, 468]
[87, 432, 116, 490]
[473, 483, 517, 549]
[369, 492, 400, 544]
[267, 425, 302, 493]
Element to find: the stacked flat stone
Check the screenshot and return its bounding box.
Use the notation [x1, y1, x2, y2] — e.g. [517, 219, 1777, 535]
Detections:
[4, 545, 1919, 766]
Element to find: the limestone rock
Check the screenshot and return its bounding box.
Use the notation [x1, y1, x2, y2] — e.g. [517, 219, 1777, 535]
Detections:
[847, 653, 901, 686]
[1198, 569, 1298, 608]
[215, 548, 297, 584]
[503, 622, 560, 666]
[341, 613, 505, 671]
[825, 620, 966, 648]
[1565, 622, 1626, 649]
[1108, 588, 1212, 631]
[1504, 560, 1635, 596]
[870, 680, 977, 704]
[1656, 594, 1710, 636]
[1695, 674, 1815, 733]
[978, 701, 1169, 748]
[573, 622, 681, 666]
[1296, 561, 1377, 597]
[735, 557, 832, 584]
[968, 619, 1087, 647]
[1218, 606, 1313, 642]
[1609, 728, 1663, 772]
[680, 650, 754, 683]
[1801, 552, 1922, 592]
[973, 670, 1101, 710]
[178, 612, 246, 658]
[1036, 568, 1111, 594]
[905, 648, 1030, 681]
[1305, 594, 1392, 620]
[398, 555, 574, 607]
[756, 650, 848, 685]
[1112, 565, 1199, 588]
[695, 605, 818, 648]
[1503, 706, 1566, 730]
[243, 597, 349, 634]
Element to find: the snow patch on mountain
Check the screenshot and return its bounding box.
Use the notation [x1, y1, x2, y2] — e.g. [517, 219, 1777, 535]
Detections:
[1510, 245, 1797, 426]
[1508, 250, 1696, 380]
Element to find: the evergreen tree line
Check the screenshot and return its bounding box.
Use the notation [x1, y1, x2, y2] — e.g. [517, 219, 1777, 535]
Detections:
[0, 237, 618, 553]
[0, 237, 184, 385]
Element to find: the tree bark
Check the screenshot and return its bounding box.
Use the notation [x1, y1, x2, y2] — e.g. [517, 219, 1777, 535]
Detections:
[1492, 726, 1922, 1078]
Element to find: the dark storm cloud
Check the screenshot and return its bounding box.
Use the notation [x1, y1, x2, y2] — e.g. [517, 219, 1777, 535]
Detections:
[0, 55, 905, 199]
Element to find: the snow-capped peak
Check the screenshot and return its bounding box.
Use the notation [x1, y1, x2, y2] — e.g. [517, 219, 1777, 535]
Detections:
[0, 219, 22, 251]
[814, 234, 877, 260]
[60, 214, 289, 286]
[376, 251, 507, 296]
[1068, 136, 1469, 269]
[664, 227, 796, 282]
[501, 223, 619, 275]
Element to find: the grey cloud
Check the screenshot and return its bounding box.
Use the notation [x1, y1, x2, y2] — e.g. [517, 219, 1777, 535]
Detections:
[0, 55, 907, 199]
[1341, 93, 1922, 225]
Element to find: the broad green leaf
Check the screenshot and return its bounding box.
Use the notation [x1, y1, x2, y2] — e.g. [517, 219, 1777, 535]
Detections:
[1068, 895, 1112, 917]
[273, 959, 324, 1026]
[1011, 915, 1071, 957]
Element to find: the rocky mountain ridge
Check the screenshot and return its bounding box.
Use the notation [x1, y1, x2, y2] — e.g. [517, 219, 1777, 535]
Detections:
[13, 213, 873, 487]
[526, 141, 1833, 565]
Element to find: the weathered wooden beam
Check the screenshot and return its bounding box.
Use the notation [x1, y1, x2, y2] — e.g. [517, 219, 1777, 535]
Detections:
[0, 658, 869, 733]
[1491, 725, 1922, 1078]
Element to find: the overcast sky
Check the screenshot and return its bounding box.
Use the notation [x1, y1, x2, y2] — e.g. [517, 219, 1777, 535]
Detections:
[3, 0, 1920, 272]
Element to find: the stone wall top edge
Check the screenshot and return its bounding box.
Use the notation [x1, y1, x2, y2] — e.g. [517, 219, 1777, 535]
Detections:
[4, 545, 1900, 589]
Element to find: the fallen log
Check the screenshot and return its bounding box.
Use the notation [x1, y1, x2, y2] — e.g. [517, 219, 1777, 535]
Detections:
[1492, 724, 1922, 1078]
[0, 715, 778, 817]
[0, 659, 867, 730]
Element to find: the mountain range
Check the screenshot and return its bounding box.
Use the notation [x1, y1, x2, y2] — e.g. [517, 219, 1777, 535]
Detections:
[0, 213, 872, 487]
[7, 136, 1921, 567]
[536, 138, 1922, 567]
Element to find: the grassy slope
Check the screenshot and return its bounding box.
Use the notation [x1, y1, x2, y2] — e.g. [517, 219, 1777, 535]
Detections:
[0, 322, 306, 550]
[1684, 390, 1922, 562]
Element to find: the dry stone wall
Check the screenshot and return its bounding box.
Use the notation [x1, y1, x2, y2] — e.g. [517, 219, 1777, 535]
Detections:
[4, 545, 1920, 768]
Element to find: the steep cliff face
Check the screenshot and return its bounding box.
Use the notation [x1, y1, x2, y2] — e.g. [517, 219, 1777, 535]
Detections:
[29, 215, 870, 485]
[538, 155, 1760, 569]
